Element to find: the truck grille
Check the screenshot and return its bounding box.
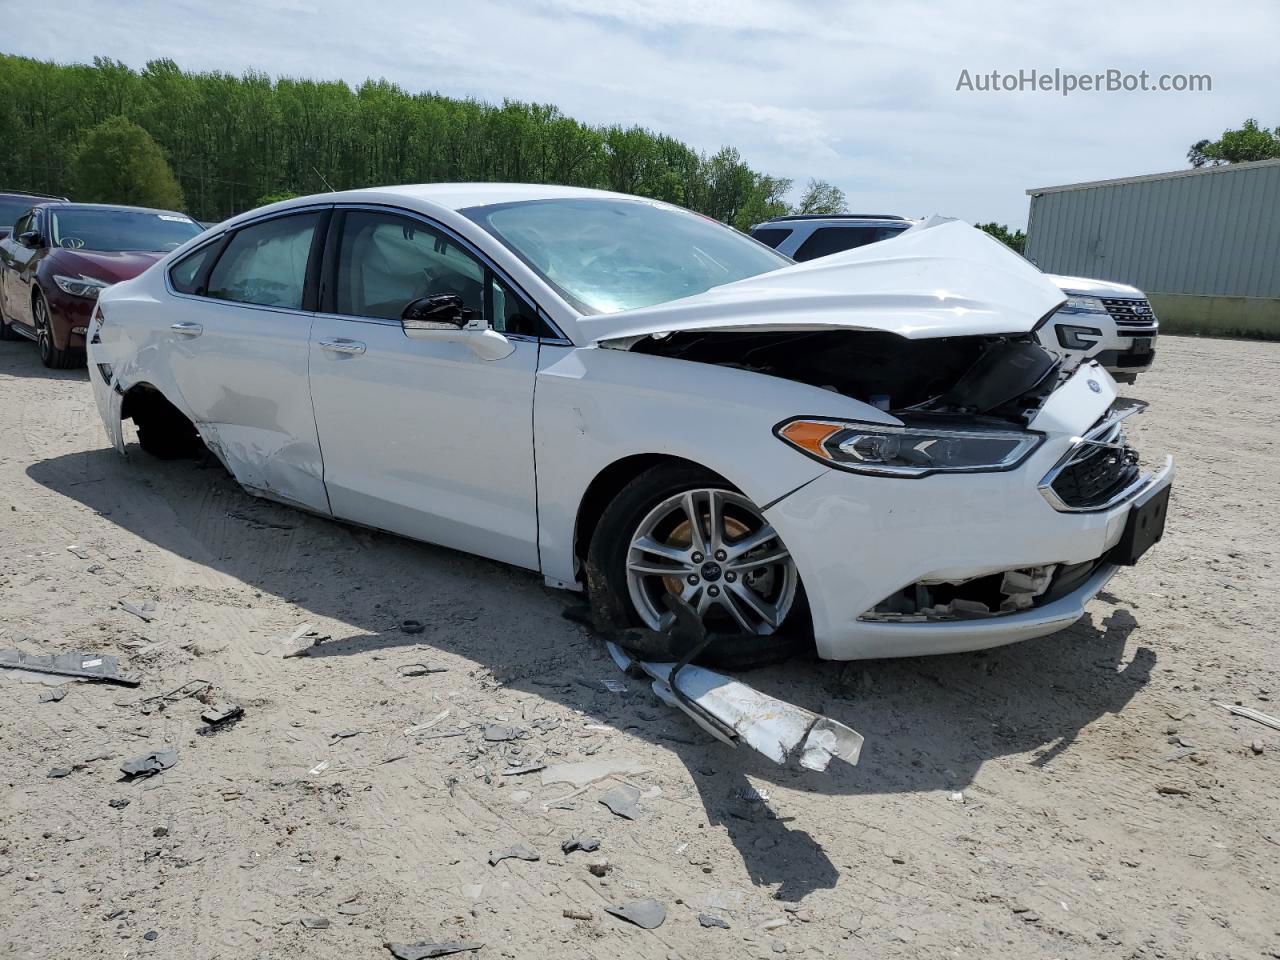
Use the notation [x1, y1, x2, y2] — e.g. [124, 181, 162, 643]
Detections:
[1102, 297, 1157, 328]
[1050, 437, 1141, 509]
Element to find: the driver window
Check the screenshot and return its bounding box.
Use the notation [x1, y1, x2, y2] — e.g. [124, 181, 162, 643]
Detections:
[335, 211, 485, 321]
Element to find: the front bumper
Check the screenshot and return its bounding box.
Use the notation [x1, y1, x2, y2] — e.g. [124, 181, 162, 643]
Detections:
[765, 439, 1174, 660]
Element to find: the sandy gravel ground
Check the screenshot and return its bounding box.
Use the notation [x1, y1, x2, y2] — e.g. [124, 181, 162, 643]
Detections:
[0, 334, 1277, 960]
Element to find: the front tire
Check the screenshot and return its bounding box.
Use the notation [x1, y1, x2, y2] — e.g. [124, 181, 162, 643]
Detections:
[587, 462, 807, 667]
[33, 289, 78, 369]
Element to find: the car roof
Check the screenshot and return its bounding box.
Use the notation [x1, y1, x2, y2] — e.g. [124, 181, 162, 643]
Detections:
[320, 182, 637, 212]
[0, 189, 67, 201]
[762, 213, 909, 224]
[29, 201, 194, 218]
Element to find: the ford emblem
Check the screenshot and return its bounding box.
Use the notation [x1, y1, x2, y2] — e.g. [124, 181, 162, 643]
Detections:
[1087, 379, 1101, 393]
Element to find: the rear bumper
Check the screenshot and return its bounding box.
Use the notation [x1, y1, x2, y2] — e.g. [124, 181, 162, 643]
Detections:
[765, 446, 1174, 661]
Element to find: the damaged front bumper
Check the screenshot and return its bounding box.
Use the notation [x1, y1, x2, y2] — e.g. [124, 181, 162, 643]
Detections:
[766, 405, 1174, 660]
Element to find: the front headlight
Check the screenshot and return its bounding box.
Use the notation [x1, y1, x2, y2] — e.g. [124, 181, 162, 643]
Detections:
[1057, 294, 1106, 314]
[53, 274, 110, 299]
[775, 417, 1043, 477]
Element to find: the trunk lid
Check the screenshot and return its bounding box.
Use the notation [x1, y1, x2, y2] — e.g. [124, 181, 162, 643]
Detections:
[583, 219, 1066, 346]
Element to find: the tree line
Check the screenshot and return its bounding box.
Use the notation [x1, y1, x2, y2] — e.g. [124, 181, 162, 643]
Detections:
[0, 53, 846, 229]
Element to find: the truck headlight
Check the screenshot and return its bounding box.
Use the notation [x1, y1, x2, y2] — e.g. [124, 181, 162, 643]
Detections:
[775, 418, 1043, 477]
[53, 274, 110, 299]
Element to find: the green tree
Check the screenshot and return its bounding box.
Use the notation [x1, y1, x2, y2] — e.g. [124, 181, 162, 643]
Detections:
[69, 115, 184, 208]
[792, 178, 846, 215]
[1188, 118, 1280, 167]
[974, 222, 1026, 255]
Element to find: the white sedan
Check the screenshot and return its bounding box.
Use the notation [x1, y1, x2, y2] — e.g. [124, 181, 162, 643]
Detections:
[87, 184, 1173, 661]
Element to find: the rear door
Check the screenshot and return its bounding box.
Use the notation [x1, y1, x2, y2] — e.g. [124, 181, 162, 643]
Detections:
[162, 207, 331, 513]
[307, 207, 543, 569]
[1, 210, 42, 328]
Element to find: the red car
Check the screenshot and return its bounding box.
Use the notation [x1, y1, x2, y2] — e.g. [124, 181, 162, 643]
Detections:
[0, 202, 203, 368]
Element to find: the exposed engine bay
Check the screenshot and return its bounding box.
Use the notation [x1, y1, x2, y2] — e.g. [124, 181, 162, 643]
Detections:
[633, 330, 1062, 425]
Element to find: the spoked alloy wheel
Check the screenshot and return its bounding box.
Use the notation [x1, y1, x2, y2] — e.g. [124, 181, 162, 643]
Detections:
[34, 293, 53, 365]
[625, 488, 797, 636]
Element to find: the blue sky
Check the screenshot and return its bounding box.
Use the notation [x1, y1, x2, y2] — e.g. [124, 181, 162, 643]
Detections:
[7, 0, 1278, 226]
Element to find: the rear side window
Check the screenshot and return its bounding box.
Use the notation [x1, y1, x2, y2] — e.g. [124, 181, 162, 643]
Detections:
[207, 212, 321, 309]
[793, 226, 905, 261]
[169, 242, 220, 295]
[751, 227, 792, 249]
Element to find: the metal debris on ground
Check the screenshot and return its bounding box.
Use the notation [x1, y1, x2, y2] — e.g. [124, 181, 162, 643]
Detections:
[118, 599, 157, 623]
[604, 899, 666, 929]
[278, 623, 331, 658]
[120, 749, 178, 779]
[399, 620, 426, 635]
[200, 702, 243, 726]
[384, 942, 483, 960]
[136, 679, 211, 715]
[488, 842, 540, 866]
[300, 917, 331, 929]
[1213, 700, 1280, 732]
[38, 688, 67, 703]
[0, 649, 141, 687]
[601, 678, 628, 693]
[599, 783, 643, 820]
[539, 757, 649, 789]
[398, 663, 447, 677]
[561, 836, 601, 855]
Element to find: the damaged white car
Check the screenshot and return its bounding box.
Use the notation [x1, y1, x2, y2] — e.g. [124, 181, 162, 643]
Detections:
[87, 184, 1174, 663]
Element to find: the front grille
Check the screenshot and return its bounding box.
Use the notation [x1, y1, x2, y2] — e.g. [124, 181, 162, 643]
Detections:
[1102, 297, 1157, 328]
[1051, 440, 1141, 509]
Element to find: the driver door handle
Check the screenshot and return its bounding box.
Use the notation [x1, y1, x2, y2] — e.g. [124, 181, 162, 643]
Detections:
[170, 322, 203, 337]
[319, 338, 366, 355]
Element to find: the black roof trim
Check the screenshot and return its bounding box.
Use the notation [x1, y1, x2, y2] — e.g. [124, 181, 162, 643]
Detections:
[763, 213, 908, 223]
[0, 190, 68, 201]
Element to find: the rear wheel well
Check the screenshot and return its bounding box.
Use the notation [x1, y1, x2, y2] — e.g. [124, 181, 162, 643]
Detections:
[573, 454, 730, 568]
[120, 383, 201, 459]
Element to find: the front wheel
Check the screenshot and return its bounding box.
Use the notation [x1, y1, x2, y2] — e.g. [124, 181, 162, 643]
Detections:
[33, 290, 78, 369]
[587, 463, 807, 666]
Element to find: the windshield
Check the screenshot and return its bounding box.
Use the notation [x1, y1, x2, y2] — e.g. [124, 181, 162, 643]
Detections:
[0, 197, 35, 226]
[50, 208, 202, 252]
[465, 198, 789, 314]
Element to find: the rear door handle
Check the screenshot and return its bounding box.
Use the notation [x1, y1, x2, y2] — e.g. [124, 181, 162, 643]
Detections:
[319, 338, 366, 356]
[170, 322, 203, 337]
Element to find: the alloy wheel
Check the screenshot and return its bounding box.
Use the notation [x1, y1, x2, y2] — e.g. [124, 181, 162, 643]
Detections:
[625, 488, 797, 635]
[34, 295, 51, 363]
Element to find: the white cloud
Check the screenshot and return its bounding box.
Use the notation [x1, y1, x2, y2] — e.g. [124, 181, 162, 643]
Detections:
[5, 0, 1277, 226]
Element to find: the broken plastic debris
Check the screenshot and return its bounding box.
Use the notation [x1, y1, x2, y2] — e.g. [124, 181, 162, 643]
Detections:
[539, 757, 650, 789]
[308, 760, 330, 776]
[500, 763, 545, 777]
[120, 749, 178, 779]
[607, 641, 862, 772]
[604, 899, 666, 929]
[300, 917, 331, 929]
[599, 783, 643, 820]
[483, 724, 523, 742]
[48, 767, 73, 779]
[38, 688, 67, 703]
[384, 942, 483, 960]
[118, 599, 157, 622]
[601, 678, 627, 693]
[561, 836, 602, 855]
[398, 663, 446, 677]
[1213, 700, 1280, 732]
[698, 913, 730, 929]
[488, 842, 540, 866]
[200, 702, 243, 726]
[278, 622, 331, 658]
[0, 649, 140, 687]
[331, 729, 362, 740]
[399, 619, 426, 635]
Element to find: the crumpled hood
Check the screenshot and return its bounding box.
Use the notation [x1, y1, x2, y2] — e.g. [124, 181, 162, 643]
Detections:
[47, 249, 164, 285]
[582, 218, 1066, 345]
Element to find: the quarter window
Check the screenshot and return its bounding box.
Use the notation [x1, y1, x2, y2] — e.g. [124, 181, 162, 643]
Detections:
[206, 212, 321, 309]
[751, 227, 792, 249]
[169, 242, 220, 295]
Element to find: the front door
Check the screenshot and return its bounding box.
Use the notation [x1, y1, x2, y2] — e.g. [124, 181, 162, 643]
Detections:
[307, 208, 541, 569]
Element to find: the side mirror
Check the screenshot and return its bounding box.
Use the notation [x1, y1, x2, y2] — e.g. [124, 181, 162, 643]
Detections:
[401, 294, 474, 331]
[18, 231, 41, 248]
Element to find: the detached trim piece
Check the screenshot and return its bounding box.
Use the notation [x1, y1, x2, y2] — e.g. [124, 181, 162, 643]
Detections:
[606, 641, 863, 772]
[0, 649, 141, 687]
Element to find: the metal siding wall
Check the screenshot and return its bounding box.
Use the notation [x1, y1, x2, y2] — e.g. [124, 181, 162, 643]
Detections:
[1024, 163, 1280, 297]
